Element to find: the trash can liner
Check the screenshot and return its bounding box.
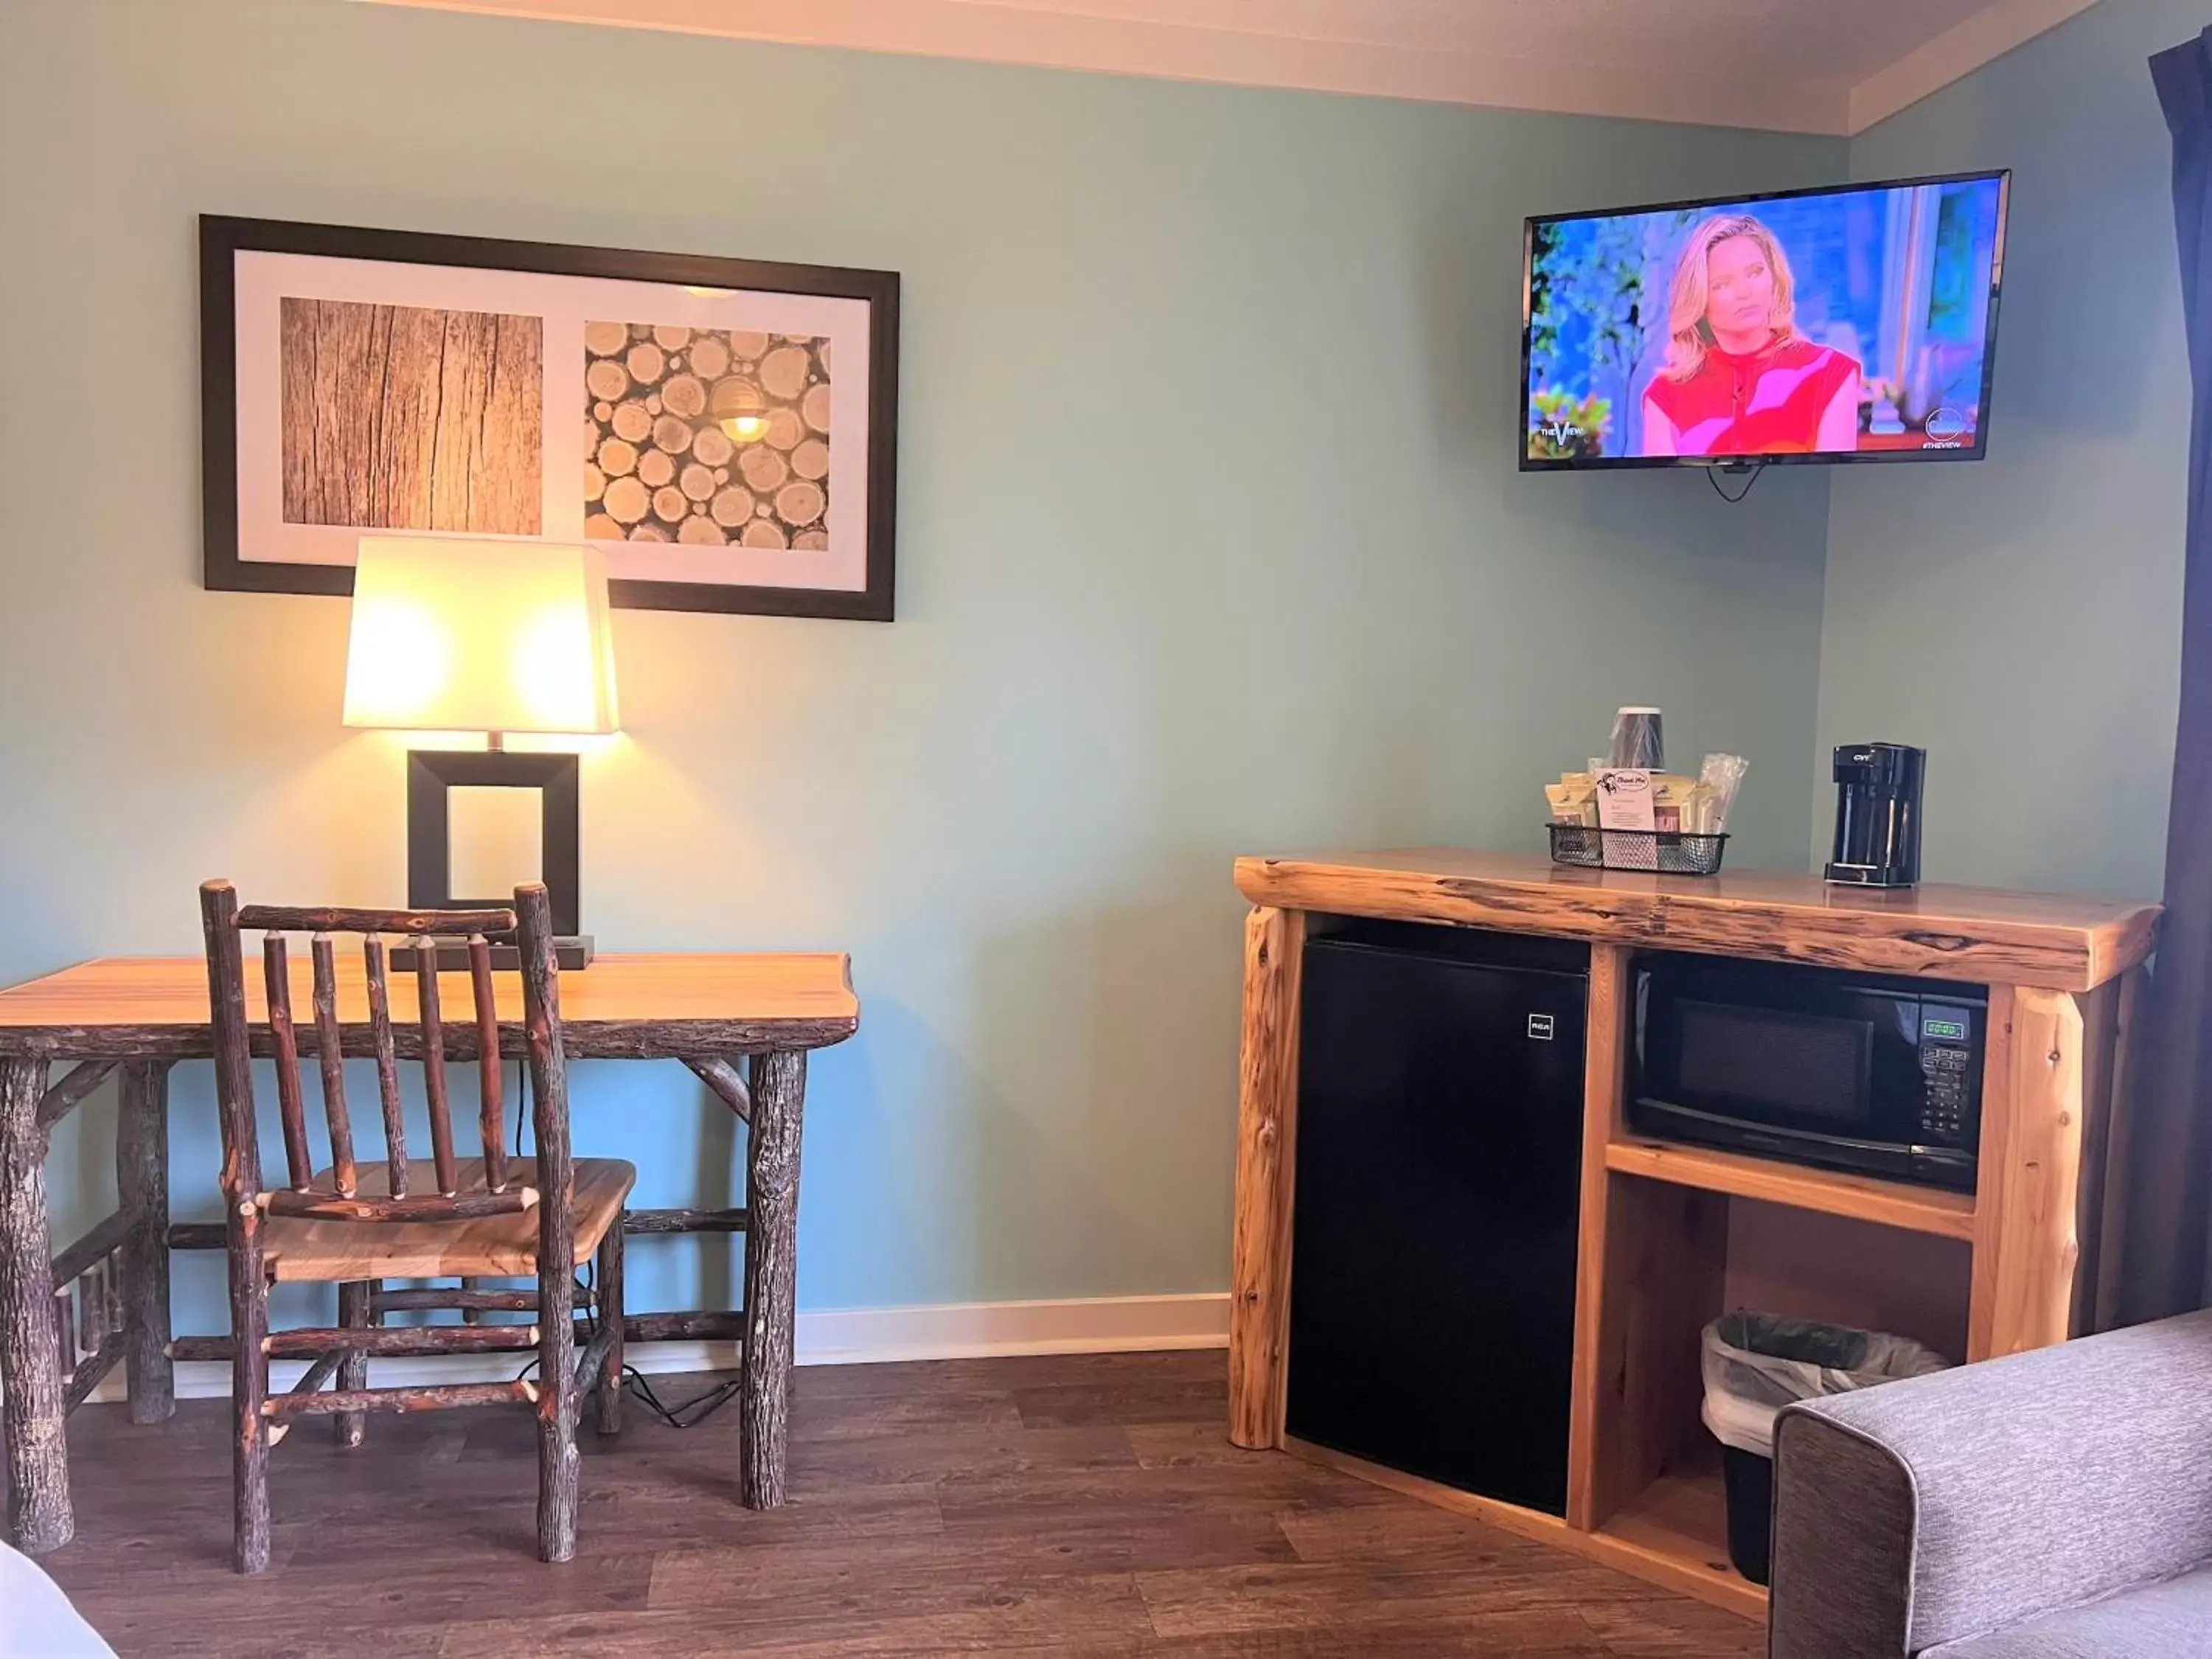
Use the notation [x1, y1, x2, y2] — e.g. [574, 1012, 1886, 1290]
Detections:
[1700, 1311, 1950, 1457]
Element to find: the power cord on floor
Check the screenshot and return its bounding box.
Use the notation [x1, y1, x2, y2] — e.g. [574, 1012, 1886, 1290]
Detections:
[506, 1261, 745, 1430]
[622, 1367, 742, 1429]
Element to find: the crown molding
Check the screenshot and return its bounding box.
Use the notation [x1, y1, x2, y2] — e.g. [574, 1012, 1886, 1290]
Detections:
[357, 0, 1852, 133]
[357, 0, 2098, 138]
[1846, 0, 2101, 132]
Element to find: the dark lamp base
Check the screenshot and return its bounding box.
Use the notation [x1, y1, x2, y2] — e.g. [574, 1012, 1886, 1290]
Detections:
[394, 936, 594, 973]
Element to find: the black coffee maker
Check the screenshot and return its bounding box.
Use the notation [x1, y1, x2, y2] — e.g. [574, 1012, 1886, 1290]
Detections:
[1824, 743, 1925, 888]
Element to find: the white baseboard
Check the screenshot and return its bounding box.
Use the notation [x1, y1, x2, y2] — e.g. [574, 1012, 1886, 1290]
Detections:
[85, 1291, 1231, 1403]
[796, 1290, 1229, 1365]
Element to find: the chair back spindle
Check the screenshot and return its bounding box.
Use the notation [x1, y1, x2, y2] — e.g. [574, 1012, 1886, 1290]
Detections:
[260, 936, 313, 1192]
[362, 935, 408, 1198]
[417, 945, 458, 1197]
[310, 934, 357, 1197]
[199, 888, 532, 1225]
[470, 935, 508, 1193]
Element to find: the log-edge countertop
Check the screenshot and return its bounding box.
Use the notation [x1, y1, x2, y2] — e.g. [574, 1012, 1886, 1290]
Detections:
[0, 953, 860, 1060]
[1235, 849, 2159, 993]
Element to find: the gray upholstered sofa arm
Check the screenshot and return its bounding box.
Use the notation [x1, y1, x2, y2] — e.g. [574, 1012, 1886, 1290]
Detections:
[1768, 1309, 2212, 1659]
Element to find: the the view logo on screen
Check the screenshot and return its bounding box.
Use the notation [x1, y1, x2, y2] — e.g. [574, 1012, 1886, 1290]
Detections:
[1520, 171, 2008, 471]
[1923, 406, 1968, 448]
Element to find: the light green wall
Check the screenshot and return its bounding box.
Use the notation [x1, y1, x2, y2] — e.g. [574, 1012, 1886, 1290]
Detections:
[3, 0, 1841, 1326]
[1816, 0, 2189, 896]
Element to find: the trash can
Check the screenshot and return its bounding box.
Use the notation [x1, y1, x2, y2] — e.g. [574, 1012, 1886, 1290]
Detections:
[1700, 1312, 1951, 1585]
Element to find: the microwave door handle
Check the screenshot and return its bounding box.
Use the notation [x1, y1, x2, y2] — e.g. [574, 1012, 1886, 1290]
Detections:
[1635, 1099, 1935, 1159]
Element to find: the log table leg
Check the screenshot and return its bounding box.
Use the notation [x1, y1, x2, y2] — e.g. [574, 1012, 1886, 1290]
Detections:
[1228, 905, 1304, 1450]
[116, 1060, 174, 1424]
[0, 1055, 71, 1552]
[1969, 986, 2090, 1360]
[740, 1048, 805, 1509]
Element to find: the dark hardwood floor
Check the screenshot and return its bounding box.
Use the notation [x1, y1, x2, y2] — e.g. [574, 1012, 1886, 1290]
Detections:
[41, 1351, 1761, 1657]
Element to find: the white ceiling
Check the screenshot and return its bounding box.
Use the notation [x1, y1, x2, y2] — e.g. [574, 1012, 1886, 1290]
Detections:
[359, 0, 2102, 134]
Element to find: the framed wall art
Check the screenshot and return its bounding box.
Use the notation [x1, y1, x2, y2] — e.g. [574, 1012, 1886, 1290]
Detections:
[200, 215, 899, 620]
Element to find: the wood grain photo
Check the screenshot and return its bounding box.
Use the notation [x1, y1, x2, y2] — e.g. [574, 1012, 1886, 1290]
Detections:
[204, 217, 899, 619]
[280, 299, 543, 535]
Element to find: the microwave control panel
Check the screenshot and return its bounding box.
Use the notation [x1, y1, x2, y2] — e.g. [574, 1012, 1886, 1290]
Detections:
[1916, 1009, 1978, 1147]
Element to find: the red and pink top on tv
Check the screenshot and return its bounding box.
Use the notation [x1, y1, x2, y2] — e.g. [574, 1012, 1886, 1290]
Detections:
[1642, 337, 1858, 456]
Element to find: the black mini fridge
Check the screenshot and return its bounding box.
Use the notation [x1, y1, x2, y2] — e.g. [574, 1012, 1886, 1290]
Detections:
[1284, 921, 1587, 1515]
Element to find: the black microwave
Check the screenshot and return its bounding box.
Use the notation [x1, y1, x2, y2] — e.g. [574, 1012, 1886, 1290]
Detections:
[1630, 955, 1984, 1192]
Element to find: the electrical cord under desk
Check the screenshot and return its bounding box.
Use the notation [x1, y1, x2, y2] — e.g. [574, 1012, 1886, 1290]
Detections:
[504, 1059, 745, 1429]
[504, 1266, 743, 1429]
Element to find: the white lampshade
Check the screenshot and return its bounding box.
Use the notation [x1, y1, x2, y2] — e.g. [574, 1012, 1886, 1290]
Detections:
[342, 538, 620, 736]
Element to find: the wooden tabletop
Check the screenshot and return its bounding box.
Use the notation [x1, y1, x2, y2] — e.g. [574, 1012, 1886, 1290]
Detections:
[0, 953, 860, 1060]
[1236, 849, 2160, 992]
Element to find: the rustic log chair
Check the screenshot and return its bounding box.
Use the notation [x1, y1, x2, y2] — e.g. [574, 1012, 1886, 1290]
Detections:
[198, 878, 635, 1573]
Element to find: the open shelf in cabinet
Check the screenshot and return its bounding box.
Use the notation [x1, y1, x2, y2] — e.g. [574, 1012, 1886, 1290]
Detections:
[1575, 1168, 1973, 1620]
[1604, 1135, 1977, 1241]
[1593, 1455, 1767, 1619]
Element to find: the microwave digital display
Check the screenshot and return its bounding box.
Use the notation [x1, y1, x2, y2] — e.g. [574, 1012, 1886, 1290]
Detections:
[1923, 1017, 1969, 1041]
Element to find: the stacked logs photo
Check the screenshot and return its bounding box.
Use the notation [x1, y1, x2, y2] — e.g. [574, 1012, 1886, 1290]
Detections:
[581, 321, 832, 549]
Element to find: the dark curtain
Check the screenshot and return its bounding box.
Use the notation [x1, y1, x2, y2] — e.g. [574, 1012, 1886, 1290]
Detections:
[2123, 29, 2212, 1324]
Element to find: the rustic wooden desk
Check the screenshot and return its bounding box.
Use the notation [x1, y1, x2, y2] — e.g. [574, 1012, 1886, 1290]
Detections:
[1229, 849, 2160, 1618]
[0, 952, 860, 1555]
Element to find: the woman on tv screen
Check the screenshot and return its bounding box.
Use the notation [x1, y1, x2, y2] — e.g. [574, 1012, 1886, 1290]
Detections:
[1638, 214, 1862, 459]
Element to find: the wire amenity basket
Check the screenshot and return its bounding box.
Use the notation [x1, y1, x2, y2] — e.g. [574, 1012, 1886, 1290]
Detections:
[1548, 824, 1730, 876]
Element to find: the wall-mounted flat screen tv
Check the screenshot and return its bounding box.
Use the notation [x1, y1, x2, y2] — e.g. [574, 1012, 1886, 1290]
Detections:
[1520, 170, 2008, 470]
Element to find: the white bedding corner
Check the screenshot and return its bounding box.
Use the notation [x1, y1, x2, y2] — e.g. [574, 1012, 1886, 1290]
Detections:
[0, 1542, 115, 1658]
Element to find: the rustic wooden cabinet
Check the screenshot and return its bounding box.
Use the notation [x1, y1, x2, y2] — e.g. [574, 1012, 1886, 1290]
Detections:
[1227, 849, 2159, 1619]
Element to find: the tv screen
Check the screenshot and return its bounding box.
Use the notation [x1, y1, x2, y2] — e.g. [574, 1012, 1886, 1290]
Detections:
[1520, 170, 2008, 470]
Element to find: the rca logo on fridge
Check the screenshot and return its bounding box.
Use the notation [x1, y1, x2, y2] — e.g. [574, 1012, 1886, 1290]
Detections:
[1528, 1013, 1555, 1041]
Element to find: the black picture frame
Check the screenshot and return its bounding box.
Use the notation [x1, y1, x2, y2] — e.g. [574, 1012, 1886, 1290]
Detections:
[201, 214, 899, 620]
[406, 751, 582, 939]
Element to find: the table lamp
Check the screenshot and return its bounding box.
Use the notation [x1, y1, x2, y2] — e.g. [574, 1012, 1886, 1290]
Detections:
[343, 535, 619, 969]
